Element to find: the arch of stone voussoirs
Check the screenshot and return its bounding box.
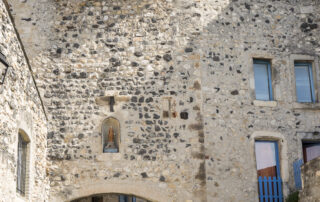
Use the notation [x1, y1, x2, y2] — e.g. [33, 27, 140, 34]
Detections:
[53, 180, 172, 202]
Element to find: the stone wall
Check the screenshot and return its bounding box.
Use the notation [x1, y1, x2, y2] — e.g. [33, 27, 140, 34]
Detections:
[6, 0, 320, 201]
[201, 1, 320, 201]
[300, 157, 320, 202]
[8, 0, 207, 201]
[0, 0, 48, 201]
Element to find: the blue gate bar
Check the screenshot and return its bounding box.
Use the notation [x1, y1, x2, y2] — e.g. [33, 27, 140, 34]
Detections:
[278, 177, 283, 202]
[268, 176, 272, 201]
[259, 176, 263, 202]
[264, 176, 268, 202]
[273, 176, 277, 202]
[258, 176, 283, 202]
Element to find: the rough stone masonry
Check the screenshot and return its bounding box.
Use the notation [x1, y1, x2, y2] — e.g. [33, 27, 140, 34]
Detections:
[0, 0, 320, 201]
[0, 0, 48, 201]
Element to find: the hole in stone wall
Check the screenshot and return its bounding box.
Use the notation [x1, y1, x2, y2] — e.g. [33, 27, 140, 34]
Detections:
[180, 112, 188, 120]
[109, 96, 115, 112]
[162, 97, 176, 119]
[162, 111, 169, 118]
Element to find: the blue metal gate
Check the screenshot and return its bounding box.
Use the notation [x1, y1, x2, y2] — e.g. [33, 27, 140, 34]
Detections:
[258, 176, 283, 202]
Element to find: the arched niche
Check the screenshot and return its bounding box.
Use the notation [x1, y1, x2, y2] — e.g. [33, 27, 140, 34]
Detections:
[102, 117, 120, 153]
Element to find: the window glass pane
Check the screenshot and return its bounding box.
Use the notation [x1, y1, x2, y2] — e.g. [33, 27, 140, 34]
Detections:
[119, 195, 128, 202]
[295, 65, 312, 102]
[255, 141, 277, 177]
[305, 144, 320, 162]
[92, 196, 103, 202]
[254, 63, 270, 100]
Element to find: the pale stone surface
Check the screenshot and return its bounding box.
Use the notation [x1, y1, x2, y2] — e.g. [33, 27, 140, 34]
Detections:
[0, 0, 48, 201]
[253, 100, 278, 107]
[300, 157, 320, 202]
[1, 0, 320, 201]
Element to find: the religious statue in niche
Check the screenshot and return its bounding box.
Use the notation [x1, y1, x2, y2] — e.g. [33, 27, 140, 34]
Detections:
[102, 117, 120, 153]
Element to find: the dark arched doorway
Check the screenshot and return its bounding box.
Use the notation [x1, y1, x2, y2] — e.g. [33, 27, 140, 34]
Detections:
[71, 193, 150, 202]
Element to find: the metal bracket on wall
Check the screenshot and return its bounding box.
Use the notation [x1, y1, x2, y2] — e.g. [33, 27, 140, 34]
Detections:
[0, 52, 9, 85]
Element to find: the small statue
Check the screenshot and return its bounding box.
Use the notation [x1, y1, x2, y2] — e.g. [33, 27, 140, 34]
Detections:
[103, 127, 118, 153]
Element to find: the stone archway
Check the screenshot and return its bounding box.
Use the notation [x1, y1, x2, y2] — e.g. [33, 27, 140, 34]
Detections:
[49, 180, 172, 202]
[71, 193, 149, 202]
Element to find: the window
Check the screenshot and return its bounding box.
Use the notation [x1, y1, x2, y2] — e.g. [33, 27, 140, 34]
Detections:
[102, 117, 120, 153]
[302, 141, 320, 163]
[119, 195, 137, 202]
[16, 131, 30, 195]
[92, 196, 103, 202]
[255, 141, 280, 177]
[294, 62, 315, 103]
[253, 59, 273, 101]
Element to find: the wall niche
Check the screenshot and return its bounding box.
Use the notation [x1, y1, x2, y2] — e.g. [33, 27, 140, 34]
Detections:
[102, 117, 120, 153]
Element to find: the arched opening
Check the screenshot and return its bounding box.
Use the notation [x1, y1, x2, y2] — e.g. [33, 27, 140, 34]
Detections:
[16, 129, 30, 196]
[54, 180, 171, 202]
[102, 117, 120, 153]
[71, 193, 150, 202]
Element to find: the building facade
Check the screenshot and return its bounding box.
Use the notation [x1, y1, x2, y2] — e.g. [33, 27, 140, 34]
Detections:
[0, 0, 320, 201]
[0, 1, 48, 201]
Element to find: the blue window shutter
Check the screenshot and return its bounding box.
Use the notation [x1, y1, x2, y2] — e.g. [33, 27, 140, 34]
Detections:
[308, 64, 316, 103]
[293, 159, 303, 189]
[267, 63, 273, 100]
[295, 62, 315, 103]
[254, 60, 272, 101]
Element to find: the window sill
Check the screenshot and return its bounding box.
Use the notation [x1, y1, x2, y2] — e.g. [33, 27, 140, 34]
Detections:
[293, 102, 320, 110]
[253, 100, 277, 107]
[16, 193, 28, 202]
[96, 153, 122, 161]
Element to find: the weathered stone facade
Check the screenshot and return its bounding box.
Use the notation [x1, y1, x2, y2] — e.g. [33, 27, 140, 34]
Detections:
[300, 157, 320, 202]
[0, 0, 48, 201]
[1, 0, 320, 201]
